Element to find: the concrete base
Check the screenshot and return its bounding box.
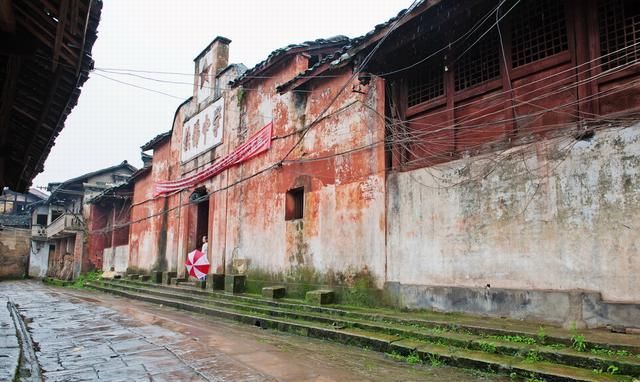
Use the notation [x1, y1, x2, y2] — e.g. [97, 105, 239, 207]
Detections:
[171, 278, 187, 286]
[194, 280, 206, 289]
[207, 274, 225, 290]
[224, 274, 245, 294]
[384, 282, 640, 329]
[306, 290, 334, 305]
[139, 275, 150, 282]
[151, 271, 163, 283]
[262, 286, 286, 299]
[162, 271, 177, 285]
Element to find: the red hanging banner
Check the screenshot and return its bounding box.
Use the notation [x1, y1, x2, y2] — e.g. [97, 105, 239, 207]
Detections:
[154, 122, 273, 196]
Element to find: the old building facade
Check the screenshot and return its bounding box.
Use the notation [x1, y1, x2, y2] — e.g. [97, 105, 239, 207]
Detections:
[30, 162, 136, 279]
[114, 0, 640, 328]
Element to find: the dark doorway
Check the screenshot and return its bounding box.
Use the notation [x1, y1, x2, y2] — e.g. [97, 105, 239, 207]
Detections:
[196, 198, 209, 251]
[189, 186, 210, 253]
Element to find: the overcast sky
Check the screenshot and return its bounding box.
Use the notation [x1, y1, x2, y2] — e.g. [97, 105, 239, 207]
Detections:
[32, 0, 414, 188]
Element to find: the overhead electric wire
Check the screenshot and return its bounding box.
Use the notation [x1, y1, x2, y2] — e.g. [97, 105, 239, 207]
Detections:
[80, 0, 640, 234]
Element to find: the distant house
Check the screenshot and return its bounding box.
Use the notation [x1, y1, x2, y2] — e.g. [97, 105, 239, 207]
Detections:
[0, 188, 48, 280]
[29, 162, 136, 279]
[86, 158, 152, 276]
[0, 187, 48, 228]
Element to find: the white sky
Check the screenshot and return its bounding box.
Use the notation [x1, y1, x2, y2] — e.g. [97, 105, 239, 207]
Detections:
[32, 0, 414, 188]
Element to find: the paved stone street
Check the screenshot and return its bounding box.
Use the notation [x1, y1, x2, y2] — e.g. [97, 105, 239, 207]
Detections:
[0, 280, 506, 381]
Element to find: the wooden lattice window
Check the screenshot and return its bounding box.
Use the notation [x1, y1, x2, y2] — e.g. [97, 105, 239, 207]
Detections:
[407, 60, 444, 107]
[599, 0, 640, 71]
[454, 31, 501, 91]
[510, 0, 568, 68]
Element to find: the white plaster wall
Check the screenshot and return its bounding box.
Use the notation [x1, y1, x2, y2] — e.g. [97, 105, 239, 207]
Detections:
[102, 245, 128, 273]
[102, 248, 113, 271]
[387, 123, 640, 302]
[28, 241, 49, 278]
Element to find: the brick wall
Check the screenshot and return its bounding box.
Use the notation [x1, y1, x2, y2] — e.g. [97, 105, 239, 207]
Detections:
[0, 228, 30, 279]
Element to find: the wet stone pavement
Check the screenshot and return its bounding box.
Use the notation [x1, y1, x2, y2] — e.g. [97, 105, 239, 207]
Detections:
[0, 281, 507, 381]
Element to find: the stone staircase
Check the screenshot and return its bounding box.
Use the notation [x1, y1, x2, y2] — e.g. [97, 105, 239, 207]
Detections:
[86, 278, 640, 381]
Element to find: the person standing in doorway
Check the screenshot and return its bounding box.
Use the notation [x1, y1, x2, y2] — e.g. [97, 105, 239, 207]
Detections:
[201, 235, 208, 256]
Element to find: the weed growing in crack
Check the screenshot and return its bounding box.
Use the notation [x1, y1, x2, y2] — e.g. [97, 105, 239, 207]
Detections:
[406, 351, 421, 365]
[537, 326, 546, 344]
[524, 350, 541, 363]
[571, 333, 586, 352]
[427, 353, 443, 367]
[479, 342, 497, 353]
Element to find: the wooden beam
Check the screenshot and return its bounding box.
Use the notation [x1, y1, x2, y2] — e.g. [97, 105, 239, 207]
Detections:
[53, 0, 69, 71]
[13, 105, 38, 121]
[69, 0, 78, 35]
[0, 156, 5, 192]
[13, 2, 78, 63]
[74, 0, 92, 76]
[13, 11, 76, 66]
[0, 56, 21, 147]
[0, 0, 15, 32]
[18, 67, 63, 188]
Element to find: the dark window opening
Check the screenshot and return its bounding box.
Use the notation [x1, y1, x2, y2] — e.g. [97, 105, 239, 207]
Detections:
[599, 0, 640, 70]
[308, 55, 320, 68]
[407, 58, 445, 107]
[511, 0, 568, 68]
[285, 187, 304, 220]
[51, 211, 62, 222]
[454, 30, 501, 91]
[36, 214, 47, 226]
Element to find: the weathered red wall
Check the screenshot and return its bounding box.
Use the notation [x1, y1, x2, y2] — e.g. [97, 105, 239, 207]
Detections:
[85, 204, 109, 272]
[128, 52, 387, 286]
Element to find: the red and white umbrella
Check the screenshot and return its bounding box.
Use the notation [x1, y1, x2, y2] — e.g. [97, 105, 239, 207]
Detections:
[185, 249, 210, 280]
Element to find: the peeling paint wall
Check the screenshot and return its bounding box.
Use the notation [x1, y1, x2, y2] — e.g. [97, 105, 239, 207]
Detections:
[130, 50, 387, 286]
[388, 123, 640, 303]
[213, 60, 387, 286]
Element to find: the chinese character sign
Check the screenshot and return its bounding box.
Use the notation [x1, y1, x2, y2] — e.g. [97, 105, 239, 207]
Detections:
[182, 97, 224, 162]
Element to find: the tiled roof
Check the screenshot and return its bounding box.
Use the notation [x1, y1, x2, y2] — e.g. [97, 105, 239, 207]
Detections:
[140, 131, 172, 151]
[276, 1, 427, 93]
[2, 0, 103, 192]
[88, 166, 150, 204]
[0, 214, 31, 228]
[229, 35, 350, 88]
[47, 161, 137, 203]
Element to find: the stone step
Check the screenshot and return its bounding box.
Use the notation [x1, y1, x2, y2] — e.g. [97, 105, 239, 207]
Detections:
[109, 278, 640, 354]
[94, 280, 640, 378]
[86, 281, 634, 382]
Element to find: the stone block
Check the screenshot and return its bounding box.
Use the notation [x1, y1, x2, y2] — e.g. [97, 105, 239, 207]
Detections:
[207, 274, 225, 290]
[161, 271, 177, 285]
[306, 290, 335, 305]
[139, 275, 150, 282]
[127, 274, 139, 280]
[262, 286, 286, 299]
[231, 259, 248, 274]
[194, 280, 206, 289]
[150, 271, 163, 283]
[224, 274, 246, 294]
